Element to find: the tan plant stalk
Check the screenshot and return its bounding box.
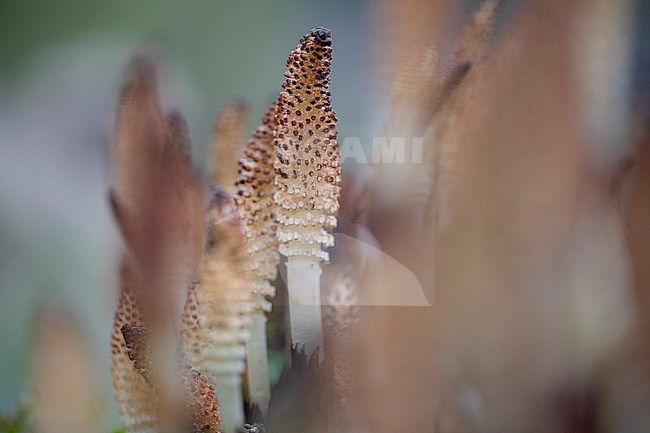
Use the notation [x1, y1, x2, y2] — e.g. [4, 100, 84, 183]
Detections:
[121, 324, 222, 433]
[274, 27, 341, 357]
[388, 45, 440, 134]
[374, 0, 454, 83]
[360, 1, 500, 235]
[426, 0, 501, 234]
[395, 0, 499, 301]
[110, 57, 204, 329]
[181, 189, 252, 433]
[357, 44, 441, 230]
[160, 112, 206, 298]
[181, 365, 223, 433]
[110, 56, 206, 433]
[180, 280, 203, 369]
[111, 262, 157, 433]
[210, 100, 249, 193]
[112, 56, 165, 235]
[323, 272, 360, 408]
[451, 0, 502, 64]
[234, 100, 280, 411]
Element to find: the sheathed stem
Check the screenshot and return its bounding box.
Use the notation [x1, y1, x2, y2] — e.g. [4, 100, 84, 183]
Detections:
[286, 256, 325, 357]
[274, 27, 341, 359]
[245, 310, 271, 412]
[235, 100, 280, 411]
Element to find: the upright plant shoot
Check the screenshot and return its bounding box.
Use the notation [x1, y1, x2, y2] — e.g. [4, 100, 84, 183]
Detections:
[274, 27, 342, 357]
[235, 101, 280, 411]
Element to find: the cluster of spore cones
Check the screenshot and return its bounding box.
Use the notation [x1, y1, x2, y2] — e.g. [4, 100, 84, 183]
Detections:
[108, 0, 649, 432]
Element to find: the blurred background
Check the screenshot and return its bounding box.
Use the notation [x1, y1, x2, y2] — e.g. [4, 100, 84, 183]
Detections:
[0, 0, 648, 432]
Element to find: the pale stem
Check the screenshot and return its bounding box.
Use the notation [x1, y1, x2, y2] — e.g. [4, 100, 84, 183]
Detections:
[286, 255, 324, 360]
[213, 374, 244, 433]
[246, 309, 271, 414]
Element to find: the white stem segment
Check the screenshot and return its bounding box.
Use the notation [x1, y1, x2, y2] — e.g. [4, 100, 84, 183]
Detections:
[213, 374, 244, 433]
[287, 255, 324, 359]
[246, 310, 271, 413]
